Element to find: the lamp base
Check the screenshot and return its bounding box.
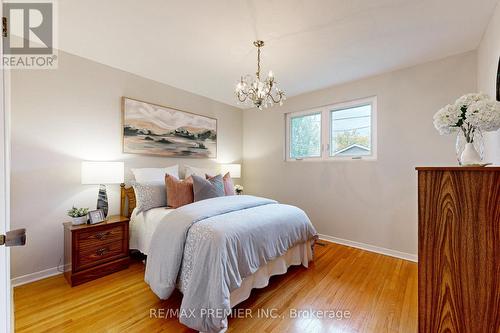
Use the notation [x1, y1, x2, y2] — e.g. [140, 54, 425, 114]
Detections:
[97, 184, 108, 217]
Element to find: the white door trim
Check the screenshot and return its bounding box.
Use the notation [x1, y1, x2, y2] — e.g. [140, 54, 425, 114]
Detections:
[0, 0, 12, 330]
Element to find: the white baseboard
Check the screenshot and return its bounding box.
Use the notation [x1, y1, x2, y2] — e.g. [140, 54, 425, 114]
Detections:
[11, 236, 416, 287]
[11, 266, 62, 287]
[318, 234, 417, 262]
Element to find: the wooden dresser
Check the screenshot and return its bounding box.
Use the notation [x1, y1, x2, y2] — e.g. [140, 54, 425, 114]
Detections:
[416, 167, 499, 333]
[63, 215, 130, 286]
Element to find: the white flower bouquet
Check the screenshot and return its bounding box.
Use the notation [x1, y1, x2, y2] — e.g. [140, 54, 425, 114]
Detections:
[433, 93, 500, 165]
[434, 93, 500, 137]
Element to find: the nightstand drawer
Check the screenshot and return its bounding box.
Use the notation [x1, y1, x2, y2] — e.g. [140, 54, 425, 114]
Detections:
[78, 225, 124, 249]
[76, 240, 126, 271]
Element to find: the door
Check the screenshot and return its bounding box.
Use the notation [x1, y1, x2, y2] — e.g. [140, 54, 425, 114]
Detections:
[0, 0, 11, 331]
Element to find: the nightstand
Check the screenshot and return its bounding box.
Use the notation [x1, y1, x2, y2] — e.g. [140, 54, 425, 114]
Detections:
[63, 215, 130, 286]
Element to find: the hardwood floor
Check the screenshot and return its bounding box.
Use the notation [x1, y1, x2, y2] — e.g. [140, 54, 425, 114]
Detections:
[14, 241, 417, 332]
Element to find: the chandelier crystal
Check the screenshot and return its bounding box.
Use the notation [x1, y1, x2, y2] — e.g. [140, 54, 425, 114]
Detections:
[235, 40, 285, 109]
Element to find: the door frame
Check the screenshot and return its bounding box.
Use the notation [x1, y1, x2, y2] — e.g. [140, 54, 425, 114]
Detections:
[0, 0, 12, 330]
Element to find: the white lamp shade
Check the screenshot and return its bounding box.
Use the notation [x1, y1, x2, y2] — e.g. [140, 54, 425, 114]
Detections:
[220, 163, 241, 178]
[81, 161, 124, 184]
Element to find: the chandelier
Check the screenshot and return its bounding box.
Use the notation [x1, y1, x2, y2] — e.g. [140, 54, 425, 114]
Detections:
[235, 40, 285, 109]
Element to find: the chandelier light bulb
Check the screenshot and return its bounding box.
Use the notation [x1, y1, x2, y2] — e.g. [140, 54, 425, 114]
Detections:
[268, 70, 274, 79]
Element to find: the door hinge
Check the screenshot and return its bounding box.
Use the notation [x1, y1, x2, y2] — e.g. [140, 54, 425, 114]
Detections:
[2, 16, 7, 38]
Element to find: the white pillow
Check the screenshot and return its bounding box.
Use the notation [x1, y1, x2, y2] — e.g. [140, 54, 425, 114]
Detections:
[185, 165, 218, 178]
[131, 165, 179, 182]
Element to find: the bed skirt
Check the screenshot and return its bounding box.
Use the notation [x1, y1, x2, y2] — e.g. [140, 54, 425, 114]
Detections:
[229, 240, 314, 307]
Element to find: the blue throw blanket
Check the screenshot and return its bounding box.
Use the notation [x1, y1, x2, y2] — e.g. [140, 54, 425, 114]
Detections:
[145, 195, 317, 332]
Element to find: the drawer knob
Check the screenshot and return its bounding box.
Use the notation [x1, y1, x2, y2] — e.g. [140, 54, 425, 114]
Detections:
[96, 247, 109, 256]
[95, 231, 111, 240]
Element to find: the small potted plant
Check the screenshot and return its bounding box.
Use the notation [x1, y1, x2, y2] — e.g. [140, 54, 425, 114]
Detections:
[234, 184, 244, 195]
[67, 206, 89, 225]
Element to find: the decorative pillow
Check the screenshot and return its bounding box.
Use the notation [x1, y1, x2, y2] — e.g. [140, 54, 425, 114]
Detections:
[206, 172, 235, 196]
[192, 174, 225, 202]
[185, 165, 217, 178]
[131, 182, 166, 213]
[132, 165, 179, 182]
[165, 174, 194, 208]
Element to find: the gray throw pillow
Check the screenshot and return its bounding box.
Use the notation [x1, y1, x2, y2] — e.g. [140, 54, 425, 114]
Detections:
[131, 181, 167, 213]
[192, 174, 225, 202]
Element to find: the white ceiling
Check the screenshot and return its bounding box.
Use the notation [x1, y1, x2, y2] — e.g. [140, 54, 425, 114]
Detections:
[58, 0, 499, 108]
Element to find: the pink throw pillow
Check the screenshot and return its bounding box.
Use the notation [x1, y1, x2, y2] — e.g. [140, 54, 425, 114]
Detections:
[206, 172, 235, 196]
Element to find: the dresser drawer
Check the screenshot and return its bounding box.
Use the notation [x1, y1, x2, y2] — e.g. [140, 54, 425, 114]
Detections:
[75, 240, 126, 271]
[78, 225, 124, 250]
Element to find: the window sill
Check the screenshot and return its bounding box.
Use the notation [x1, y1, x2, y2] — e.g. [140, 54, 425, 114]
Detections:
[285, 156, 377, 162]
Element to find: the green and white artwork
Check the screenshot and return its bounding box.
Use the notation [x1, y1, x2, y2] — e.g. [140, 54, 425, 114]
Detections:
[122, 97, 217, 158]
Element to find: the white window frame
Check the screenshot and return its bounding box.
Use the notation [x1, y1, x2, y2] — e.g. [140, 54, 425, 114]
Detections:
[285, 107, 324, 161]
[285, 96, 377, 162]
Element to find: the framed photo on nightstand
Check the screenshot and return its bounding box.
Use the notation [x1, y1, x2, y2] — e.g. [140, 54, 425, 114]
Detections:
[88, 209, 105, 224]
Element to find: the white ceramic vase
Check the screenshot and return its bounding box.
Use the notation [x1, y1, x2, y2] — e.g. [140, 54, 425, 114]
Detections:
[71, 216, 87, 225]
[460, 143, 482, 166]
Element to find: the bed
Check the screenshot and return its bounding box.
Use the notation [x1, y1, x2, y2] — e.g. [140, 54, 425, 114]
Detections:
[129, 207, 175, 255]
[120, 184, 318, 333]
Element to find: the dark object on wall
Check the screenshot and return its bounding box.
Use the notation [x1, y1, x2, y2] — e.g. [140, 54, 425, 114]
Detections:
[416, 166, 500, 333]
[497, 57, 499, 101]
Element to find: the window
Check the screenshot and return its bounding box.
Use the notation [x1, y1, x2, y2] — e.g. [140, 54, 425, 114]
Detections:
[330, 104, 372, 157]
[286, 97, 377, 161]
[289, 112, 322, 159]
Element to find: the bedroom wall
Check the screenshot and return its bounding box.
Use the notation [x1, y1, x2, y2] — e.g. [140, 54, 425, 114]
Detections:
[242, 51, 477, 259]
[477, 0, 500, 164]
[10, 50, 243, 280]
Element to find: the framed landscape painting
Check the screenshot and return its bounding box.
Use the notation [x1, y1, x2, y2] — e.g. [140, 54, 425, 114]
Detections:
[122, 97, 217, 158]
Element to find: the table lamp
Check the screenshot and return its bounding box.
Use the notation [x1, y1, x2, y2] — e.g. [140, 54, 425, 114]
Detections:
[220, 163, 241, 178]
[81, 161, 124, 217]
